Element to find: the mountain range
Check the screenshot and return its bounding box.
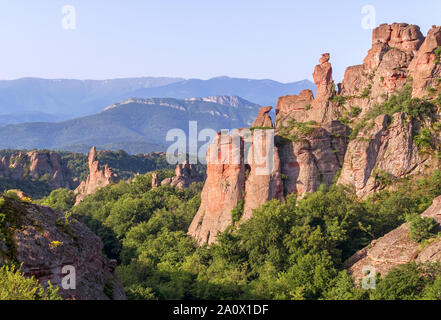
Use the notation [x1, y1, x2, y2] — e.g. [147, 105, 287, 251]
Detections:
[0, 76, 314, 124]
[0, 95, 262, 153]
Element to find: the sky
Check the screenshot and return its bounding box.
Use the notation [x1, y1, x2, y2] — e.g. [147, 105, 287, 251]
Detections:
[0, 0, 440, 83]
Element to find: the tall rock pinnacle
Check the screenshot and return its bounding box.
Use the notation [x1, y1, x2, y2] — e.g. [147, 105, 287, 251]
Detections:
[74, 146, 120, 204]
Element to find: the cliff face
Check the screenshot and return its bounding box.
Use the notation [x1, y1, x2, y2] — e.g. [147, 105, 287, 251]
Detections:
[188, 130, 249, 244]
[0, 195, 126, 300]
[345, 195, 441, 283]
[74, 147, 120, 204]
[338, 23, 441, 197]
[0, 150, 74, 189]
[189, 23, 441, 245]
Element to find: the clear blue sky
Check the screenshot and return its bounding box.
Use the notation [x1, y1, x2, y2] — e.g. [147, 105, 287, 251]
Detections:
[0, 0, 440, 83]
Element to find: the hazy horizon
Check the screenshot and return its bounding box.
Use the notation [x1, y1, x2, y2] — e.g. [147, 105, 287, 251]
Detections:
[1, 0, 440, 83]
[0, 75, 313, 84]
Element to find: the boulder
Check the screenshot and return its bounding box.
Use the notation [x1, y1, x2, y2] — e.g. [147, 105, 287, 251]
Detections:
[0, 195, 126, 300]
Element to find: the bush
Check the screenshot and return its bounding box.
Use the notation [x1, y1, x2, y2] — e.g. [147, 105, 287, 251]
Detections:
[350, 106, 362, 117]
[435, 46, 441, 65]
[409, 216, 438, 243]
[39, 188, 76, 212]
[359, 85, 372, 99]
[0, 264, 61, 300]
[414, 128, 433, 150]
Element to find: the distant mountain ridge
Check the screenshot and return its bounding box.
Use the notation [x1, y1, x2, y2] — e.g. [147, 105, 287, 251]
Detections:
[0, 95, 262, 154]
[0, 77, 184, 119]
[0, 76, 314, 124]
[130, 76, 315, 107]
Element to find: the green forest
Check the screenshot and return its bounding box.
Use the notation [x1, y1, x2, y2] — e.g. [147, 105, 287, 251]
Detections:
[0, 149, 173, 199]
[29, 167, 441, 300]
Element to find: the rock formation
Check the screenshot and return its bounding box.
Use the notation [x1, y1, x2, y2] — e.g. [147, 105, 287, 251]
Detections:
[189, 23, 441, 245]
[338, 112, 427, 197]
[188, 129, 250, 244]
[251, 106, 274, 128]
[345, 195, 441, 283]
[0, 195, 126, 300]
[0, 150, 74, 189]
[151, 162, 204, 190]
[408, 25, 441, 98]
[340, 23, 425, 118]
[188, 105, 349, 244]
[74, 147, 120, 204]
[276, 53, 338, 124]
[338, 23, 441, 197]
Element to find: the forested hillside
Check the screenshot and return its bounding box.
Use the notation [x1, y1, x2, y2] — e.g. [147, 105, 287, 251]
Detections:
[37, 168, 441, 300]
[0, 149, 173, 198]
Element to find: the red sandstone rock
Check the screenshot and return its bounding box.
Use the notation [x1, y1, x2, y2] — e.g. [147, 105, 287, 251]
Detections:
[189, 22, 441, 246]
[74, 147, 120, 204]
[338, 113, 425, 197]
[340, 23, 426, 120]
[313, 53, 334, 102]
[152, 162, 204, 190]
[242, 130, 283, 220]
[364, 23, 423, 70]
[0, 150, 74, 189]
[345, 195, 441, 283]
[252, 106, 274, 128]
[188, 130, 247, 244]
[276, 90, 314, 120]
[188, 109, 348, 245]
[151, 172, 161, 188]
[275, 54, 337, 124]
[0, 195, 126, 300]
[408, 25, 441, 97]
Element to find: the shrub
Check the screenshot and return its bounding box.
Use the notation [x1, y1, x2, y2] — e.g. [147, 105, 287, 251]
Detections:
[0, 264, 61, 300]
[331, 95, 347, 107]
[231, 199, 244, 223]
[350, 106, 362, 117]
[409, 216, 438, 243]
[414, 128, 433, 150]
[360, 85, 372, 99]
[435, 46, 441, 65]
[39, 188, 76, 212]
[373, 169, 393, 188]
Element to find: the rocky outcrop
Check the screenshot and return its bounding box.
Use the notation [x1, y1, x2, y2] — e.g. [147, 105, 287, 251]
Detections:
[363, 23, 423, 70]
[188, 107, 349, 244]
[0, 195, 126, 300]
[277, 121, 348, 196]
[340, 23, 426, 119]
[0, 150, 74, 189]
[276, 54, 338, 124]
[188, 130, 248, 244]
[251, 106, 274, 128]
[345, 195, 441, 283]
[338, 113, 426, 197]
[74, 147, 120, 204]
[408, 25, 441, 98]
[151, 162, 204, 190]
[189, 22, 441, 245]
[336, 23, 441, 196]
